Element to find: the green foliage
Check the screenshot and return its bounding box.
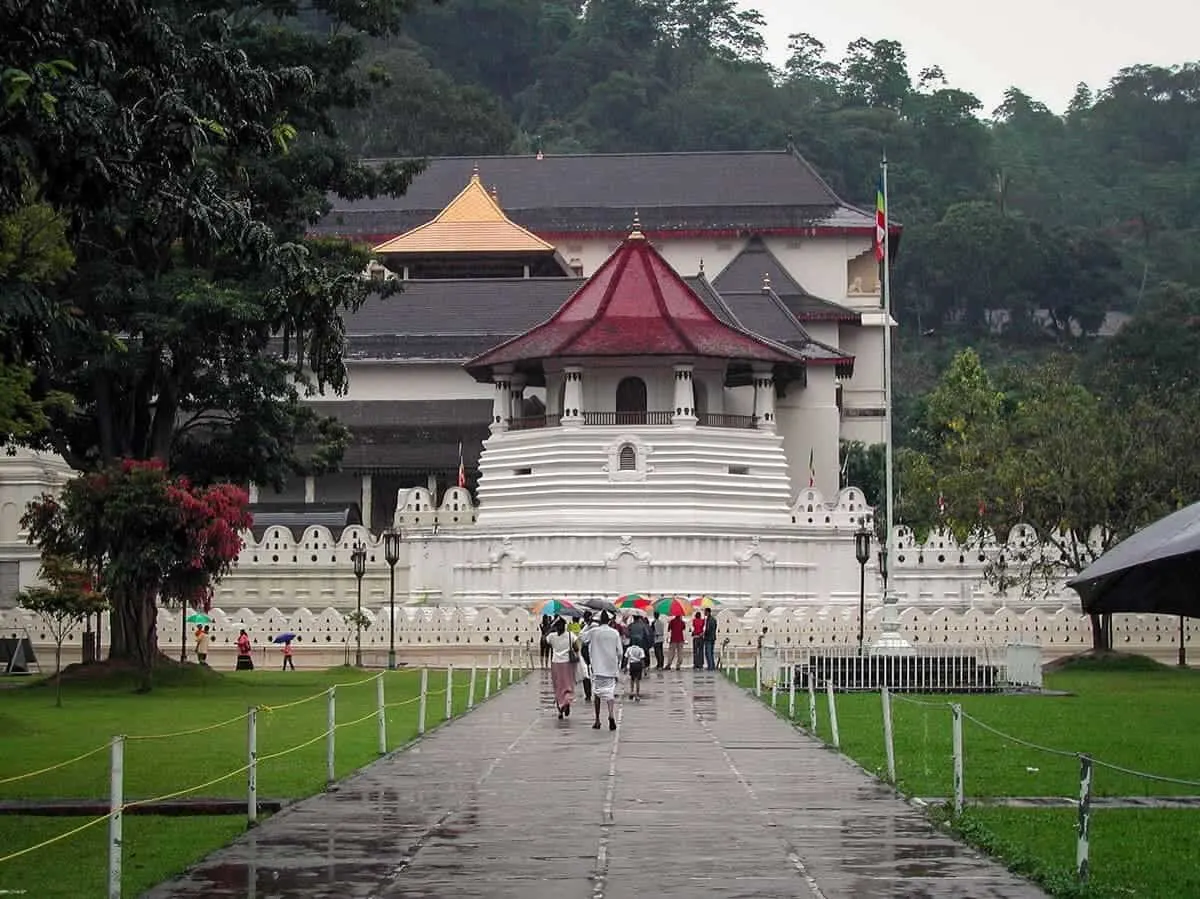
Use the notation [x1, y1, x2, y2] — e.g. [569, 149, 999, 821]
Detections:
[21, 460, 252, 685]
[0, 0, 426, 487]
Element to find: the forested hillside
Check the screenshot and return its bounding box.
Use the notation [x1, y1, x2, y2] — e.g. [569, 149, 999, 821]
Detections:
[340, 0, 1199, 352]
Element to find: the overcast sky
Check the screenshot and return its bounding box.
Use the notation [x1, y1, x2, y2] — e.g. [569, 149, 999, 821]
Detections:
[749, 0, 1200, 115]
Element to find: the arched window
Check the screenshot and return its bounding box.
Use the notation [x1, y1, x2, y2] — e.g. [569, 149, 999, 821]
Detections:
[615, 376, 647, 425]
[618, 444, 637, 471]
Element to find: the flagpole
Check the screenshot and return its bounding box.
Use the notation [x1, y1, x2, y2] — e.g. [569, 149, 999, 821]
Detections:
[876, 156, 909, 653]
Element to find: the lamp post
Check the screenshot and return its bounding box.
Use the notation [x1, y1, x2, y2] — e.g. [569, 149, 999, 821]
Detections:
[383, 529, 401, 670]
[351, 541, 367, 667]
[854, 521, 871, 656]
[1179, 615, 1187, 668]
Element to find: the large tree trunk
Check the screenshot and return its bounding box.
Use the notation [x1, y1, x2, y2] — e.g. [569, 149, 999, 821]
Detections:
[1089, 612, 1112, 651]
[107, 590, 159, 691]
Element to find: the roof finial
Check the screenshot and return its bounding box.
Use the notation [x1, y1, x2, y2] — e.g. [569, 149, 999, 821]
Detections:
[762, 272, 771, 291]
[698, 257, 705, 274]
[491, 183, 499, 202]
[629, 208, 644, 240]
[471, 161, 480, 181]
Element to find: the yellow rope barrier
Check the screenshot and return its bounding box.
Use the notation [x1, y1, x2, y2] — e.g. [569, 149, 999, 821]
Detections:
[126, 710, 252, 742]
[0, 814, 112, 865]
[0, 742, 110, 786]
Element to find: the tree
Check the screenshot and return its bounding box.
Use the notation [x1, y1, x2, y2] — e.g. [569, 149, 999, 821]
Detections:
[17, 557, 108, 706]
[22, 460, 251, 690]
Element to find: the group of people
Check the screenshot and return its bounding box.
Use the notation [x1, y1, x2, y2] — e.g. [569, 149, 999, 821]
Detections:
[191, 627, 293, 671]
[538, 606, 721, 729]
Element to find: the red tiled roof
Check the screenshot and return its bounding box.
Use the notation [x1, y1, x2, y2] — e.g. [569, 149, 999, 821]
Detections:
[466, 231, 803, 376]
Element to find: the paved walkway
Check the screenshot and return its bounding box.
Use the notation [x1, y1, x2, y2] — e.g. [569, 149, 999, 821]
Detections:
[145, 671, 1046, 898]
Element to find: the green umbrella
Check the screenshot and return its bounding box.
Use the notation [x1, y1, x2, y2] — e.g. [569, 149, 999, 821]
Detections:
[185, 613, 213, 624]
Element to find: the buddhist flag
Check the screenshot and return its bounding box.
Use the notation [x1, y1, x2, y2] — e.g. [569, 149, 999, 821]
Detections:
[457, 441, 466, 489]
[937, 491, 946, 517]
[808, 447, 815, 488]
[874, 173, 887, 262]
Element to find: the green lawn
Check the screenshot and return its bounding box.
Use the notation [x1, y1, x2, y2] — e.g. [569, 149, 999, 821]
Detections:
[733, 659, 1200, 898]
[0, 661, 520, 898]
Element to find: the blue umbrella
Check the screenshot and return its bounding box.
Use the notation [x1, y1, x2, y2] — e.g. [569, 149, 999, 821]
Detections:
[272, 633, 297, 643]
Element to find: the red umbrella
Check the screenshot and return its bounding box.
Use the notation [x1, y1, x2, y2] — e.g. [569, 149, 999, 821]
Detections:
[653, 596, 693, 617]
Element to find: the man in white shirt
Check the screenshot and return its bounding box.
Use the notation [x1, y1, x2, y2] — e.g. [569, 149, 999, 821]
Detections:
[584, 611, 623, 731]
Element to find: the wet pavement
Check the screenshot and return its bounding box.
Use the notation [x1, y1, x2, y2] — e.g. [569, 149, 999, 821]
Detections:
[144, 671, 1047, 898]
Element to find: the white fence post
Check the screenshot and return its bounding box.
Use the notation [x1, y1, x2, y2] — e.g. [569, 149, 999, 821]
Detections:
[418, 668, 429, 735]
[1077, 754, 1093, 883]
[952, 703, 964, 815]
[376, 673, 387, 755]
[247, 708, 258, 825]
[468, 665, 477, 709]
[788, 666, 796, 719]
[881, 687, 896, 784]
[826, 680, 840, 750]
[808, 677, 818, 733]
[445, 665, 454, 721]
[771, 673, 778, 708]
[508, 649, 514, 684]
[107, 735, 124, 899]
[326, 687, 336, 787]
[755, 656, 761, 696]
[484, 656, 493, 699]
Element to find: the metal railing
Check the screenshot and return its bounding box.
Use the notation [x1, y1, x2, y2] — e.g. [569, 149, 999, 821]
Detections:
[698, 412, 757, 429]
[581, 411, 674, 426]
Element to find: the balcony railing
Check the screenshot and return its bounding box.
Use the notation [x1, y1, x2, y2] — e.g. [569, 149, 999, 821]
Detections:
[697, 412, 757, 429]
[582, 411, 674, 426]
[507, 411, 758, 430]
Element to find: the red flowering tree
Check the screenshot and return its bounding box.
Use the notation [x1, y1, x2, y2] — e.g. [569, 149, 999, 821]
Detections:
[22, 459, 251, 689]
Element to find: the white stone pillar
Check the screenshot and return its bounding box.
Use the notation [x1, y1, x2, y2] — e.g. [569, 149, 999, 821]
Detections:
[360, 473, 373, 530]
[247, 482, 260, 504]
[753, 366, 777, 431]
[491, 373, 512, 433]
[672, 363, 697, 426]
[304, 475, 315, 504]
[509, 374, 526, 424]
[561, 366, 584, 428]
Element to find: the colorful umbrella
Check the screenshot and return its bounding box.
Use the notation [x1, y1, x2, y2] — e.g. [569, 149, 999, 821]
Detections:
[185, 613, 213, 624]
[653, 596, 694, 617]
[615, 594, 653, 610]
[531, 599, 580, 618]
[691, 596, 721, 609]
[272, 632, 298, 644]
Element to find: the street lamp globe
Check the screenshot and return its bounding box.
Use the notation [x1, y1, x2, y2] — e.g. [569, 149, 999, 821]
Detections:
[854, 523, 871, 566]
[352, 542, 367, 579]
[351, 541, 367, 666]
[383, 529, 401, 567]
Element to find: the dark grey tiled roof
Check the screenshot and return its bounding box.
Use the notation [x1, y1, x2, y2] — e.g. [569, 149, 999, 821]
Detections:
[305, 400, 493, 470]
[308, 400, 493, 429]
[313, 151, 873, 240]
[713, 236, 858, 322]
[345, 275, 728, 359]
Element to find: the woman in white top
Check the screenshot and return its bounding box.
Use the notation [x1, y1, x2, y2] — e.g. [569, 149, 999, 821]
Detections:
[545, 618, 578, 719]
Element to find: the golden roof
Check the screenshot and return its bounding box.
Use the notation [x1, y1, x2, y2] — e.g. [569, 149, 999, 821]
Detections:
[372, 172, 554, 255]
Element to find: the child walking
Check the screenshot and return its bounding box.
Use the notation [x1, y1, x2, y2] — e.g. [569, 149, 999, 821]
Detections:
[624, 642, 646, 701]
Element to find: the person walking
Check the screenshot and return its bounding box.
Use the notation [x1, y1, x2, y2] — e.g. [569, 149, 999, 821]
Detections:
[666, 613, 686, 670]
[546, 618, 578, 719]
[281, 638, 296, 671]
[652, 611, 665, 670]
[235, 629, 254, 671]
[195, 625, 210, 666]
[539, 615, 553, 669]
[691, 611, 705, 669]
[702, 608, 718, 670]
[624, 641, 646, 700]
[585, 611, 622, 730]
[579, 612, 597, 701]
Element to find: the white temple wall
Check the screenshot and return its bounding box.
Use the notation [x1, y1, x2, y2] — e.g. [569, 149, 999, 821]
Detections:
[763, 236, 860, 301]
[339, 361, 492, 403]
[803, 321, 840, 347]
[562, 237, 741, 281]
[474, 426, 794, 528]
[776, 366, 840, 497]
[0, 450, 73, 607]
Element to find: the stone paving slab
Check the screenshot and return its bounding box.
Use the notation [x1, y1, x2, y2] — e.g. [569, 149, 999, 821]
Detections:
[144, 670, 1047, 898]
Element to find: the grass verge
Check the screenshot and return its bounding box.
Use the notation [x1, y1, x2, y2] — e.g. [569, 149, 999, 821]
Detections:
[730, 658, 1200, 898]
[0, 661, 516, 897]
